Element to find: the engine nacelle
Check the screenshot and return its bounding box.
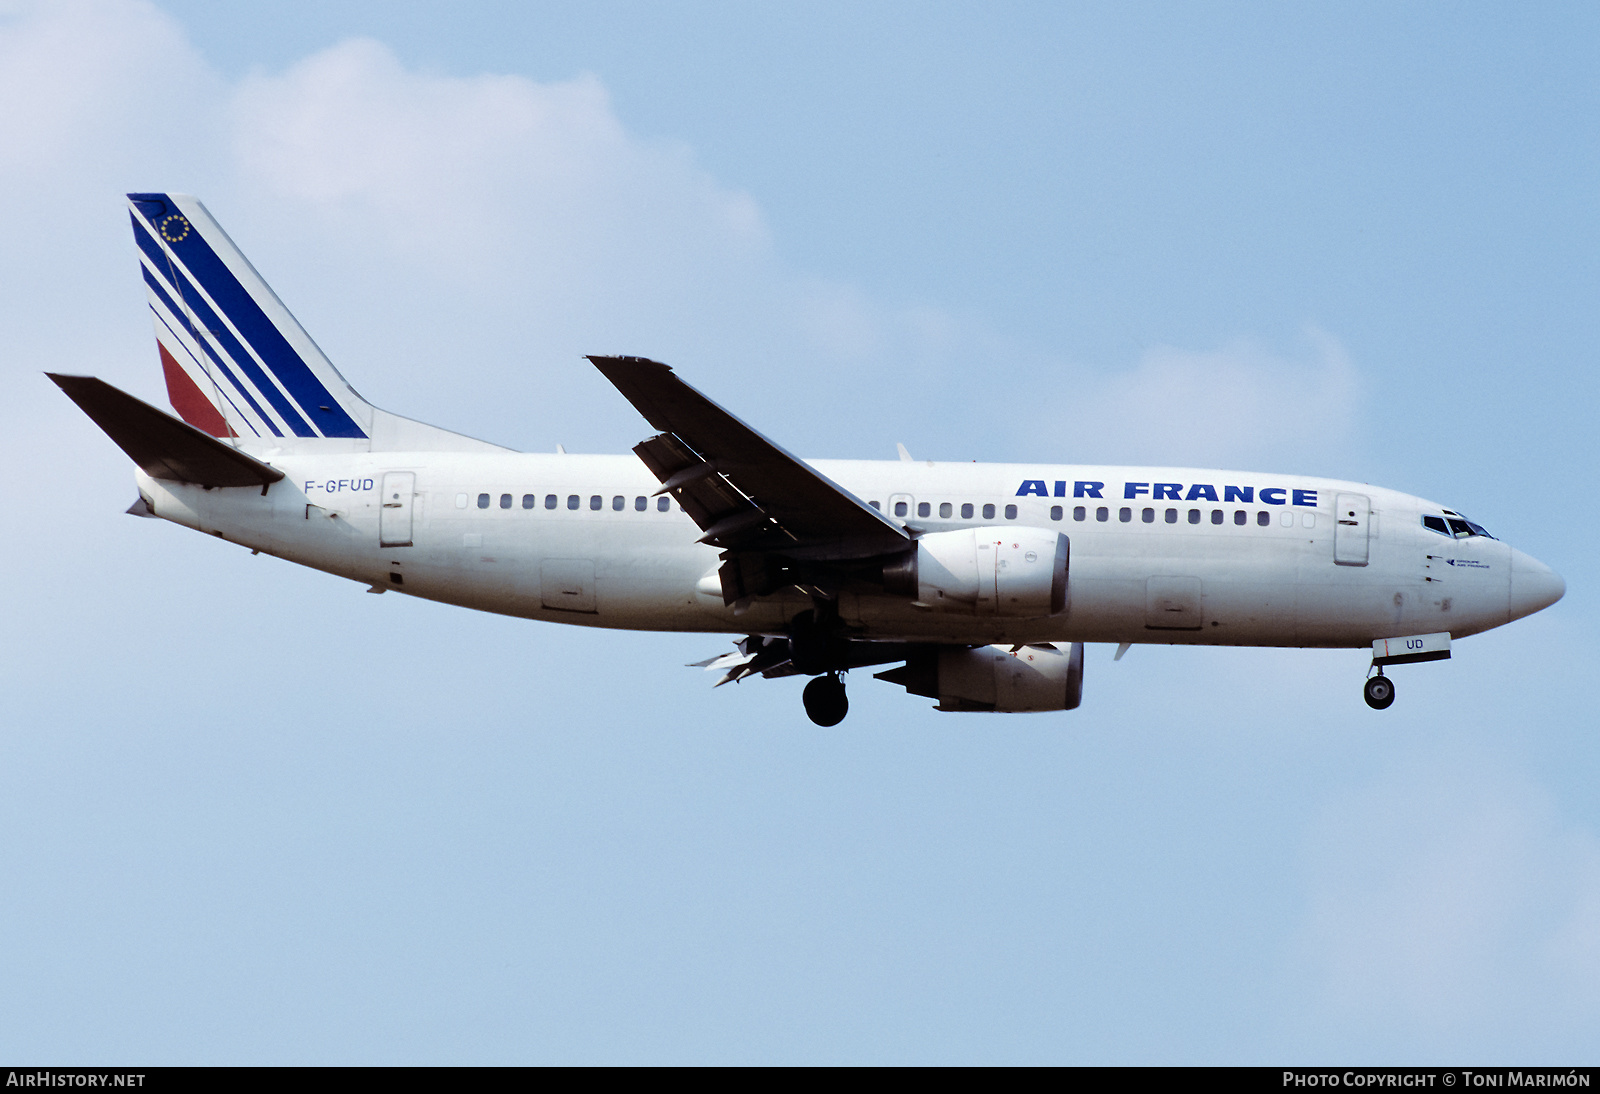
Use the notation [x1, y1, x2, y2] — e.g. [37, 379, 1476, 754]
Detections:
[876, 641, 1085, 712]
[883, 526, 1068, 617]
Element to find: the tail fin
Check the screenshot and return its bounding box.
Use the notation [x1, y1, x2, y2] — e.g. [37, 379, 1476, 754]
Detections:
[126, 193, 506, 452]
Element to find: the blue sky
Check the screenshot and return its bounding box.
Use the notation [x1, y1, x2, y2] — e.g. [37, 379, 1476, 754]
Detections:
[1, 0, 1595, 1063]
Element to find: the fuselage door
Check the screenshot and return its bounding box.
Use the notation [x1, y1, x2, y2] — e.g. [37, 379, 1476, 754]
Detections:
[1333, 493, 1370, 566]
[379, 471, 415, 547]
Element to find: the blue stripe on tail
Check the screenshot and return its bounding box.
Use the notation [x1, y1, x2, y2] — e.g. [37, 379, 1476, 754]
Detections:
[134, 218, 299, 437]
[127, 198, 367, 439]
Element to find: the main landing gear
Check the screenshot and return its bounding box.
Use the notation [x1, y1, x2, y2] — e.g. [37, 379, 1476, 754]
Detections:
[803, 673, 849, 727]
[1363, 672, 1395, 710]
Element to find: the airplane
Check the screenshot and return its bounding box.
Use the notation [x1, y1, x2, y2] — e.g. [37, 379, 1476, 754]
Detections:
[49, 193, 1566, 726]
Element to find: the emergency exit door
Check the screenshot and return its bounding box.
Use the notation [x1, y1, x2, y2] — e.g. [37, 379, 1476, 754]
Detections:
[379, 472, 415, 547]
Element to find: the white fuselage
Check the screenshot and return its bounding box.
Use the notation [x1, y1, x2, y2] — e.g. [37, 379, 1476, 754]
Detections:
[134, 452, 1541, 650]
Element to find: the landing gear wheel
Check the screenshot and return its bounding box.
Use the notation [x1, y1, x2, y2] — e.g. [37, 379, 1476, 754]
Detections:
[1364, 674, 1395, 710]
[803, 674, 849, 727]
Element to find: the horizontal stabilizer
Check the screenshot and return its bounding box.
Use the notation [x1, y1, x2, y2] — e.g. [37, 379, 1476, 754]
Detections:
[48, 373, 284, 488]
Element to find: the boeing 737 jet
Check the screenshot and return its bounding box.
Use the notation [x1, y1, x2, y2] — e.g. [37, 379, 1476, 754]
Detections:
[50, 194, 1566, 725]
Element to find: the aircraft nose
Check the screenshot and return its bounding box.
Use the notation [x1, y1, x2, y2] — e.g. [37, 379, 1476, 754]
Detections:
[1509, 547, 1565, 622]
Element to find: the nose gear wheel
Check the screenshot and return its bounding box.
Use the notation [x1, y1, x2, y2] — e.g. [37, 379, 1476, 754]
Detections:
[1363, 673, 1395, 710]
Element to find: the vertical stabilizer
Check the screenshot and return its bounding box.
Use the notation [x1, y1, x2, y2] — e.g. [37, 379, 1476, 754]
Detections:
[126, 193, 507, 453]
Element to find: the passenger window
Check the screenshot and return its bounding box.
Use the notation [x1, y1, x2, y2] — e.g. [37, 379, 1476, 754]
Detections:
[567, 495, 579, 510]
[545, 494, 557, 509]
[1210, 509, 1222, 525]
[962, 503, 974, 519]
[940, 502, 953, 518]
[894, 501, 908, 517]
[1096, 506, 1109, 522]
[500, 493, 512, 509]
[983, 504, 996, 519]
[1142, 508, 1154, 523]
[477, 493, 490, 509]
[522, 494, 536, 509]
[1050, 505, 1063, 521]
[1004, 504, 1017, 519]
[1233, 510, 1245, 526]
[917, 502, 931, 518]
[590, 495, 602, 511]
[1257, 511, 1269, 526]
[1119, 507, 1131, 522]
[1279, 512, 1293, 527]
[455, 493, 468, 509]
[869, 500, 881, 510]
[1165, 508, 1177, 524]
[1073, 506, 1085, 521]
[657, 497, 670, 512]
[1423, 515, 1449, 536]
[1302, 513, 1315, 528]
[635, 496, 647, 511]
[1188, 509, 1200, 524]
[612, 495, 624, 511]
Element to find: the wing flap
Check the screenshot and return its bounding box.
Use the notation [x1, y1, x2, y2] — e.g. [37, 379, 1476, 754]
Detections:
[633, 431, 778, 547]
[48, 373, 285, 488]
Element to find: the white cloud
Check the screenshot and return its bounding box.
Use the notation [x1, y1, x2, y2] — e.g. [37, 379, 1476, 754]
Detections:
[1023, 328, 1362, 471]
[0, 0, 215, 182]
[229, 39, 768, 272]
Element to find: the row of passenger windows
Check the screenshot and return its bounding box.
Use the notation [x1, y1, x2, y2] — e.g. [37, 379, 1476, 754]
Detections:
[1075, 505, 1308, 528]
[873, 500, 1016, 520]
[464, 493, 674, 513]
[458, 490, 1310, 529]
[869, 498, 1311, 528]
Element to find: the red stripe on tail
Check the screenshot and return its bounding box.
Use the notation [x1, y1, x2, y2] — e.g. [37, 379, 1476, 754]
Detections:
[159, 343, 234, 437]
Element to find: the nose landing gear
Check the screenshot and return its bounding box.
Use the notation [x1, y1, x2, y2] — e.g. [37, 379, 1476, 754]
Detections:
[802, 673, 849, 726]
[1363, 672, 1395, 710]
[1363, 632, 1451, 710]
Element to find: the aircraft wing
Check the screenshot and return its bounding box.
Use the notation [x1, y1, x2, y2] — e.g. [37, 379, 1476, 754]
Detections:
[589, 356, 908, 557]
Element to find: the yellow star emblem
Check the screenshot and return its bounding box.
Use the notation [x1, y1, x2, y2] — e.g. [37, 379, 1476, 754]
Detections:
[159, 214, 190, 243]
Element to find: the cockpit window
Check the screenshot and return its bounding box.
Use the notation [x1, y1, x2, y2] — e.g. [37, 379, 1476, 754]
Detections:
[1454, 517, 1494, 539]
[1426, 513, 1495, 539]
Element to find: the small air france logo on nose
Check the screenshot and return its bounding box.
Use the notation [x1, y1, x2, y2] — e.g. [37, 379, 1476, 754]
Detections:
[158, 214, 191, 243]
[1447, 559, 1488, 569]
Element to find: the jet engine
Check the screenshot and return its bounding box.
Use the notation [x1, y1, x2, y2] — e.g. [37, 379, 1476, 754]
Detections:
[882, 526, 1068, 617]
[876, 641, 1085, 712]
